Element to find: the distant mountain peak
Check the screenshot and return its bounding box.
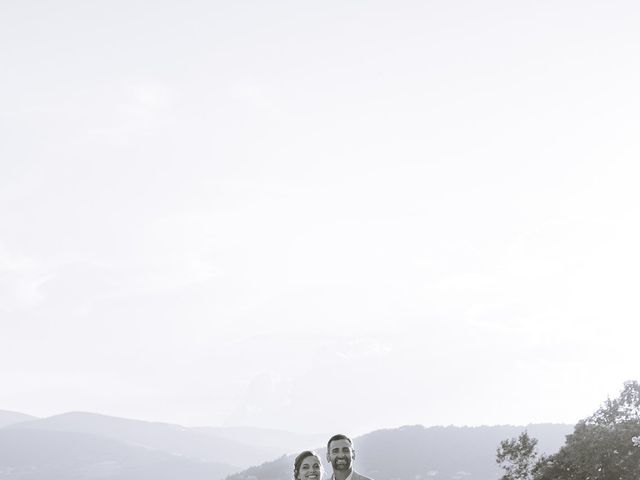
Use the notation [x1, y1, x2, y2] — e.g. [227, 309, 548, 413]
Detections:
[0, 410, 38, 429]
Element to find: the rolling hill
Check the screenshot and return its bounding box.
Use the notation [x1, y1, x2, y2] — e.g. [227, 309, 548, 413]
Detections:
[0, 428, 236, 480]
[1, 410, 573, 480]
[226, 424, 573, 480]
[7, 412, 262, 468]
[0, 410, 37, 429]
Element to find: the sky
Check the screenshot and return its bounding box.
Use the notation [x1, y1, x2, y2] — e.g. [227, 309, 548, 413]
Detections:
[1, 0, 640, 435]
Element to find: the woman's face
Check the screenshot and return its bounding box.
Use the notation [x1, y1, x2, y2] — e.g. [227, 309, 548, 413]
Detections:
[297, 455, 323, 480]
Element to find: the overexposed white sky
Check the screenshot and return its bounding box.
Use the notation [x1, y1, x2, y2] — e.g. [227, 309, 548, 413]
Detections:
[1, 0, 639, 434]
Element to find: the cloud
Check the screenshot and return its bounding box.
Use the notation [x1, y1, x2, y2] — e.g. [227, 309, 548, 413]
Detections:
[87, 81, 174, 142]
[335, 337, 393, 360]
[0, 245, 51, 312]
[224, 372, 294, 426]
[435, 215, 640, 334]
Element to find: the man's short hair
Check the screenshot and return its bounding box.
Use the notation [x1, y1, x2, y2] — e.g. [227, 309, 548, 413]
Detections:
[327, 434, 353, 452]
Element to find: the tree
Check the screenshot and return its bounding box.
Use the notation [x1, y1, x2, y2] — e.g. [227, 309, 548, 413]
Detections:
[535, 380, 640, 480]
[496, 431, 542, 480]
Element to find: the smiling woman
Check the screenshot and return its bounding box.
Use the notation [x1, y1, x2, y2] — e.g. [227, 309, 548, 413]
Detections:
[294, 451, 324, 480]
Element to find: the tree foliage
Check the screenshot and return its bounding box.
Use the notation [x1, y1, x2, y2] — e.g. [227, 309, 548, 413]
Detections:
[586, 380, 640, 427]
[537, 381, 640, 480]
[496, 431, 542, 480]
[498, 381, 640, 480]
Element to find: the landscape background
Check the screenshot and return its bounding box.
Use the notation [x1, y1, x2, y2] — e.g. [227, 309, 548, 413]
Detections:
[2, 0, 640, 479]
[0, 408, 572, 480]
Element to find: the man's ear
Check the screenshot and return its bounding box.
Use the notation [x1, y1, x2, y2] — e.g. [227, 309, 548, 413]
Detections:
[326, 449, 331, 463]
[352, 449, 356, 461]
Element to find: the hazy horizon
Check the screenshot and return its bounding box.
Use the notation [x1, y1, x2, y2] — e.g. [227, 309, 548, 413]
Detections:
[2, 0, 639, 435]
[0, 407, 575, 431]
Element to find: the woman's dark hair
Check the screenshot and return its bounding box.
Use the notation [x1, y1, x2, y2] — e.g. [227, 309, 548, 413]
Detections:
[293, 450, 320, 480]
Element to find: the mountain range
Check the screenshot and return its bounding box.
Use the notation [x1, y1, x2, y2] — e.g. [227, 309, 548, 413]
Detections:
[0, 410, 37, 429]
[0, 410, 325, 480]
[227, 424, 574, 480]
[0, 428, 234, 480]
[0, 410, 573, 480]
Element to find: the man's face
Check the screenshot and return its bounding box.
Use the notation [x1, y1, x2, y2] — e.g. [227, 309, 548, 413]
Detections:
[327, 439, 355, 472]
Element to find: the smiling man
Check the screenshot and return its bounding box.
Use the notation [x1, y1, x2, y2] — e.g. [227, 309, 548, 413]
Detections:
[326, 434, 374, 480]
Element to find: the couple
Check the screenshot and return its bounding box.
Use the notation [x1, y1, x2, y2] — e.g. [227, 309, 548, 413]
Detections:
[293, 434, 373, 480]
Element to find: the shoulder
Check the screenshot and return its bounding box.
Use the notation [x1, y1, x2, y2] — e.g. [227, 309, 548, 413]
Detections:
[353, 471, 374, 480]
